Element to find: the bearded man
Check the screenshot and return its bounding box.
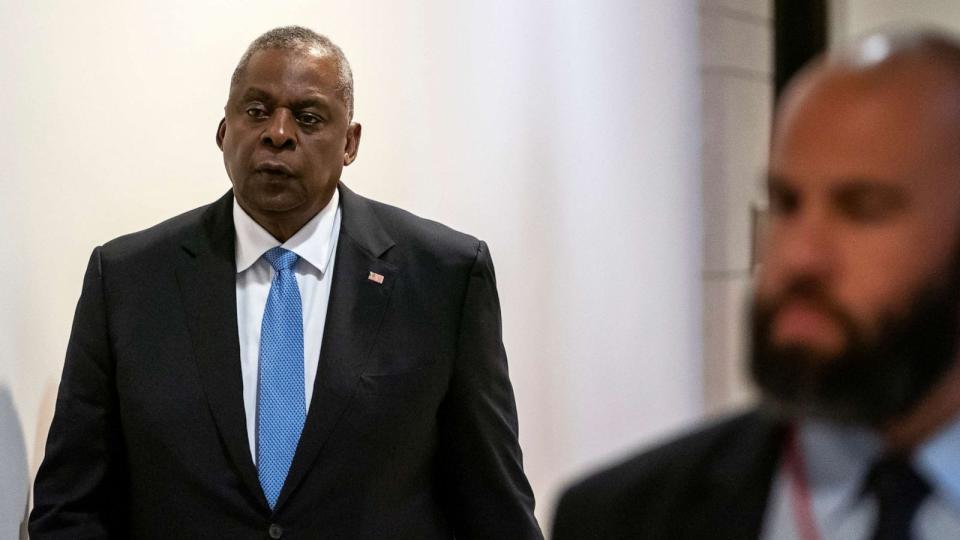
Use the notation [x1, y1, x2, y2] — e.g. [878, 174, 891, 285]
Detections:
[554, 30, 960, 540]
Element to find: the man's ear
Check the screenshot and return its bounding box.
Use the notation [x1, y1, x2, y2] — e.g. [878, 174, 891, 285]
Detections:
[216, 118, 226, 150]
[343, 122, 362, 166]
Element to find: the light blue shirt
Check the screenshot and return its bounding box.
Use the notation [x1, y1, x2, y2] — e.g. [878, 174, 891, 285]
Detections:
[760, 415, 960, 539]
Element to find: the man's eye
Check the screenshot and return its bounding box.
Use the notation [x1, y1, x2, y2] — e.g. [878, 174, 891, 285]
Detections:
[835, 189, 905, 222]
[297, 113, 322, 126]
[246, 107, 268, 119]
[768, 187, 798, 217]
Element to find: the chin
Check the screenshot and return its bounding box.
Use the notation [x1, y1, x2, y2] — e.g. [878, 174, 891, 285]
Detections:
[240, 189, 307, 215]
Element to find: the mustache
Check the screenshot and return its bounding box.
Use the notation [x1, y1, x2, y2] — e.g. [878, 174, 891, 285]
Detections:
[758, 276, 858, 332]
[751, 262, 960, 426]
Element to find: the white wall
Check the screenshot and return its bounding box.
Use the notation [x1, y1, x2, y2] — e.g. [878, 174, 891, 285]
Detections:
[0, 1, 704, 535]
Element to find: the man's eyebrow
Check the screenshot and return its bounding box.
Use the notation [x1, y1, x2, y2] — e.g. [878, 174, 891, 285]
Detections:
[829, 178, 909, 200]
[239, 87, 271, 101]
[290, 96, 332, 109]
[234, 88, 334, 111]
[830, 177, 906, 191]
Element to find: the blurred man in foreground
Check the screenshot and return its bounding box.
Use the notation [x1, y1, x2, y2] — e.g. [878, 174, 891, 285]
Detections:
[554, 30, 960, 539]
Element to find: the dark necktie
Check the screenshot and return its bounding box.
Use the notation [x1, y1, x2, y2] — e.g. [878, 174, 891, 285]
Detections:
[865, 454, 931, 540]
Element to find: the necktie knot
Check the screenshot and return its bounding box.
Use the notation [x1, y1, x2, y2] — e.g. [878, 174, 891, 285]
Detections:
[865, 454, 930, 501]
[263, 247, 299, 273]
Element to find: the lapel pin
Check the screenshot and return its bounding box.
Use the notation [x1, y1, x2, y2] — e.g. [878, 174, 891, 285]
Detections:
[367, 271, 385, 284]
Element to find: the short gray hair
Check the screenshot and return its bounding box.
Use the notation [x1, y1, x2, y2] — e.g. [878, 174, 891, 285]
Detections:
[230, 26, 354, 119]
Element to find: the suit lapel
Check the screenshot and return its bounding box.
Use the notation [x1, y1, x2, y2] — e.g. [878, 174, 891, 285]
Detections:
[276, 184, 398, 510]
[175, 191, 268, 509]
[677, 410, 788, 539]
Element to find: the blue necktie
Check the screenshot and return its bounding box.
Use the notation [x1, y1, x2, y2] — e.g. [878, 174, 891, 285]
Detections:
[257, 247, 306, 509]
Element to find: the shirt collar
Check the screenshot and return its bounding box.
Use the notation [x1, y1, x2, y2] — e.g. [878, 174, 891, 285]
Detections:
[233, 187, 341, 274]
[799, 418, 884, 526]
[916, 413, 960, 513]
[801, 412, 960, 521]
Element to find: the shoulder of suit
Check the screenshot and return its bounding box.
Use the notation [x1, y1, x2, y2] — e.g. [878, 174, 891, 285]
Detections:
[558, 408, 775, 511]
[97, 200, 213, 263]
[355, 193, 486, 264]
[93, 190, 493, 268]
[554, 408, 785, 539]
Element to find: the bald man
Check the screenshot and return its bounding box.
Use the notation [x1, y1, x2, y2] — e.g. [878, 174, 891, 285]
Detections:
[30, 26, 541, 539]
[552, 31, 960, 540]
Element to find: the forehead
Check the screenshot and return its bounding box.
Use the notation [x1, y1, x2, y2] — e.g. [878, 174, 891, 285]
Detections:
[232, 48, 340, 101]
[770, 60, 960, 190]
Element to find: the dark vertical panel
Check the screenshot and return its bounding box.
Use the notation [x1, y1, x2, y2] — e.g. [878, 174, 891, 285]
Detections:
[774, 0, 828, 98]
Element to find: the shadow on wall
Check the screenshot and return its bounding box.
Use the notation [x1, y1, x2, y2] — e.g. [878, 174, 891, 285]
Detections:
[32, 380, 58, 483]
[0, 384, 29, 539]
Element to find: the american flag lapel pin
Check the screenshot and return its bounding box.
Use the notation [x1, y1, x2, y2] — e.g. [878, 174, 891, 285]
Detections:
[367, 271, 385, 284]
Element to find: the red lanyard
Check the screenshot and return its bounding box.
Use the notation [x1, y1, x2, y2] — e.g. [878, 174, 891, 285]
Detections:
[785, 425, 822, 540]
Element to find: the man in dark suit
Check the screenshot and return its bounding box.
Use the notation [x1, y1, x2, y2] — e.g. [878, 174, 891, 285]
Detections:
[554, 31, 960, 540]
[30, 26, 542, 539]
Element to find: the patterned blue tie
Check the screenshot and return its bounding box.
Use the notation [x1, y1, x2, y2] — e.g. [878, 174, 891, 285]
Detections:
[257, 247, 306, 509]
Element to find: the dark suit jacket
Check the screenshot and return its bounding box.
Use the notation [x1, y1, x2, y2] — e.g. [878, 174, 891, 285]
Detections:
[552, 409, 788, 540]
[30, 185, 542, 539]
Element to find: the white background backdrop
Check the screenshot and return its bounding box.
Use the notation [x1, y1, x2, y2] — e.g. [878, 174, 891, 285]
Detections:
[0, 1, 707, 536]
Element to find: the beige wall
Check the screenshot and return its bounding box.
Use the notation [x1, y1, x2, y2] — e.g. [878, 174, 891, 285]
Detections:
[1, 1, 706, 535]
[698, 0, 772, 413]
[832, 0, 960, 41]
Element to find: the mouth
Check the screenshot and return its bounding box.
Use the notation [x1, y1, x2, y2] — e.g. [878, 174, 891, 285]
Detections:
[254, 161, 295, 176]
[770, 300, 846, 354]
[775, 302, 836, 331]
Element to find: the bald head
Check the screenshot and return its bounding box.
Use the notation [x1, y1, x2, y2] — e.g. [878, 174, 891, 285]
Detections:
[770, 29, 960, 233]
[777, 31, 960, 160]
[752, 29, 960, 428]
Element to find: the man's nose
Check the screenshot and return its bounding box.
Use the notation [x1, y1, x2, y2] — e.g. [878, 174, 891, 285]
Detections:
[768, 210, 836, 282]
[261, 109, 296, 150]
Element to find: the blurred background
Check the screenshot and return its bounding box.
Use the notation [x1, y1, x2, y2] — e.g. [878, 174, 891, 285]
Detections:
[3, 0, 960, 537]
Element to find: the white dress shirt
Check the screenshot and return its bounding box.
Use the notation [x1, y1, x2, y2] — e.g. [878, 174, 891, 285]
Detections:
[760, 415, 960, 539]
[233, 189, 341, 463]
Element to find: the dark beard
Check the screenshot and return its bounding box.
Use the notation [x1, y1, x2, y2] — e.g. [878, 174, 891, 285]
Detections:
[750, 261, 960, 427]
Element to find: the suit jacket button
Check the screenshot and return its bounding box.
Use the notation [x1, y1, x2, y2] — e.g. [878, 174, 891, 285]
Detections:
[268, 524, 283, 539]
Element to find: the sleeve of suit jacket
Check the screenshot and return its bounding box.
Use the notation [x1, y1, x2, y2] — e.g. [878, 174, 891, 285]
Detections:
[30, 247, 127, 538]
[437, 240, 543, 539]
